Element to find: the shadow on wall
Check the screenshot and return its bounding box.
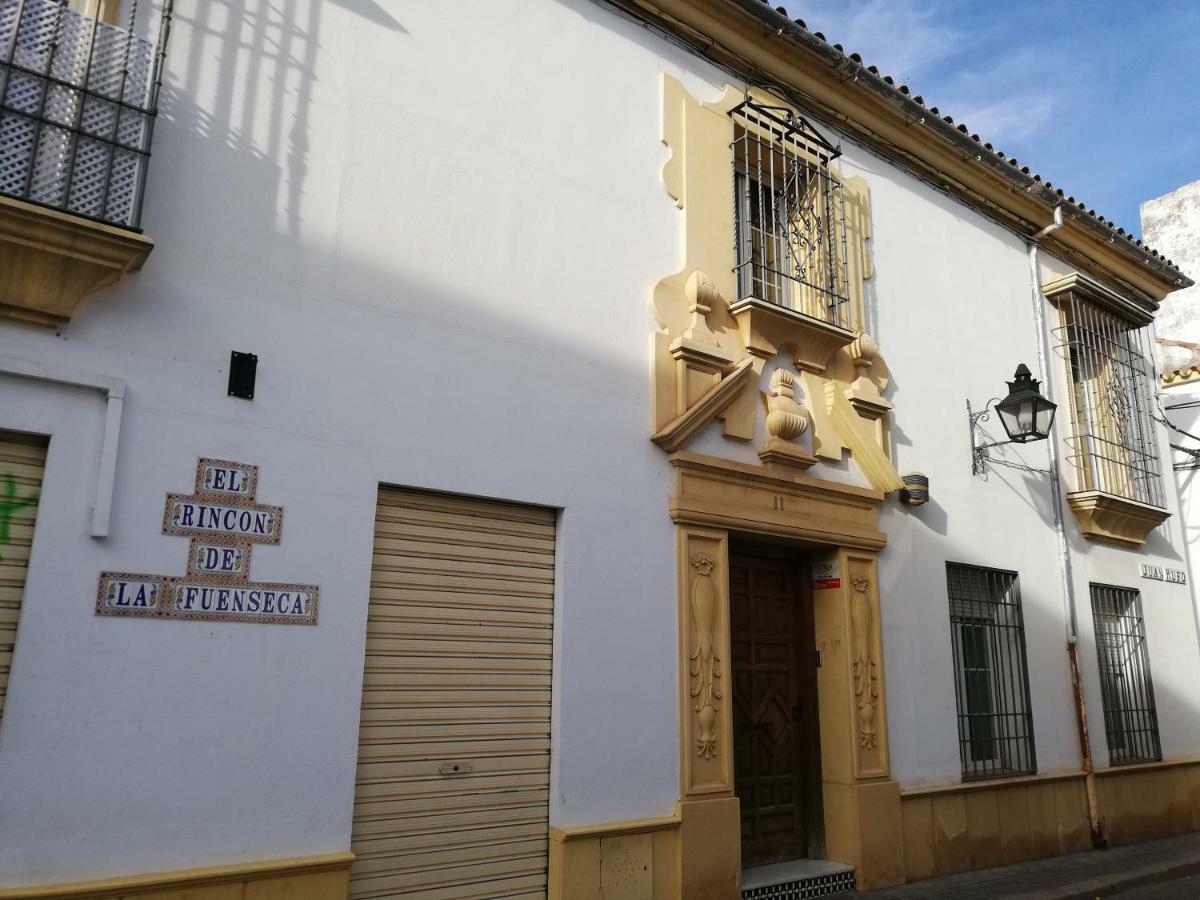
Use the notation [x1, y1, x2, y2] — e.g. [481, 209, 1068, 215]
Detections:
[118, 0, 1200, 789]
[153, 0, 402, 245]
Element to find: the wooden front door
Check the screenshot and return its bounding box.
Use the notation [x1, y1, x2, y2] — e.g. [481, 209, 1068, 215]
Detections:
[730, 545, 823, 867]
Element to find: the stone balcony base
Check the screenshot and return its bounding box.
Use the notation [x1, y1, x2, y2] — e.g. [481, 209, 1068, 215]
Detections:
[0, 196, 154, 327]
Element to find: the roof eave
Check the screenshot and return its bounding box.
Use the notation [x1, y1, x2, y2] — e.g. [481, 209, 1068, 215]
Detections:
[717, 0, 1193, 291]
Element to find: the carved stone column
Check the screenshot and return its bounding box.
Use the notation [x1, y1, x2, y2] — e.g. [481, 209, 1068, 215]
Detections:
[813, 549, 904, 889]
[675, 526, 740, 899]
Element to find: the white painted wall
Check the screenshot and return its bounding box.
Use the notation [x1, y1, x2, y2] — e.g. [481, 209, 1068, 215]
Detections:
[0, 0, 728, 883]
[1142, 180, 1200, 347]
[1, 0, 1198, 885]
[1165, 387, 1200, 668]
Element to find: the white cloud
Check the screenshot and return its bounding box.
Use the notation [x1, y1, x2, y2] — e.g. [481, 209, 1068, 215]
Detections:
[953, 94, 1054, 145]
[783, 0, 965, 85]
[783, 3, 1056, 151]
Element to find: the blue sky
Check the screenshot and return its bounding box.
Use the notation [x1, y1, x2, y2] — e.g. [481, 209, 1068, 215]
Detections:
[781, 0, 1200, 238]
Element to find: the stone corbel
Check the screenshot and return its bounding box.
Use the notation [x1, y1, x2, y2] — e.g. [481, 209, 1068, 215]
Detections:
[666, 270, 739, 412]
[846, 333, 894, 458]
[729, 298, 857, 375]
[830, 387, 904, 492]
[653, 359, 756, 452]
[846, 334, 890, 416]
[653, 267, 758, 444]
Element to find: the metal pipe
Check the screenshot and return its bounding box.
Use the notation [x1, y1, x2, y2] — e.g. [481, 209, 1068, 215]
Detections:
[0, 354, 126, 538]
[1028, 206, 1106, 847]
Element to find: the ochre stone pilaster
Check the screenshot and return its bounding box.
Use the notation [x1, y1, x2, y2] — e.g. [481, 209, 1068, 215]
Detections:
[678, 527, 734, 800]
[813, 549, 904, 888]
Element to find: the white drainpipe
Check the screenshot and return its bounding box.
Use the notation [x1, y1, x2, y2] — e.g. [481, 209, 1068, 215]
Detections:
[1027, 207, 1106, 847]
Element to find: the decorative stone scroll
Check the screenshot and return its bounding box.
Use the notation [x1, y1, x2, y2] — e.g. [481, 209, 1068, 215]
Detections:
[96, 458, 319, 625]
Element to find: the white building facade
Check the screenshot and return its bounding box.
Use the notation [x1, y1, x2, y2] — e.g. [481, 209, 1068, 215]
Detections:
[1144, 180, 1200, 694]
[0, 2, 1196, 899]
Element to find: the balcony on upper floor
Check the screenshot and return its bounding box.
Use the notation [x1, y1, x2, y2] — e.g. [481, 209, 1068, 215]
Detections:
[0, 0, 171, 326]
[728, 100, 859, 374]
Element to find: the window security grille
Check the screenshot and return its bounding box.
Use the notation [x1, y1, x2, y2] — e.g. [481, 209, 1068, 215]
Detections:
[946, 563, 1037, 780]
[1055, 296, 1165, 508]
[1090, 584, 1161, 765]
[730, 100, 851, 330]
[0, 0, 172, 229]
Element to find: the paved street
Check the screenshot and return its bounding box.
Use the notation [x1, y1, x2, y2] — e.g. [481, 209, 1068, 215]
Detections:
[1109, 874, 1200, 898]
[850, 831, 1200, 899]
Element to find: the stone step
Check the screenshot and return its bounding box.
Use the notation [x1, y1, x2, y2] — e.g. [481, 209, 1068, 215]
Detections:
[742, 858, 856, 899]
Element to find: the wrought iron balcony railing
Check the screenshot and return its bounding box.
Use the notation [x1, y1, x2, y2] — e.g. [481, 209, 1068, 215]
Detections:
[0, 0, 171, 231]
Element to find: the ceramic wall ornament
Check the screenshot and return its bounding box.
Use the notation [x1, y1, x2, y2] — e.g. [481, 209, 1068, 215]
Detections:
[900, 472, 929, 507]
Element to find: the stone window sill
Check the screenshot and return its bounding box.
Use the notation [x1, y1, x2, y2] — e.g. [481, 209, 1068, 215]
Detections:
[728, 296, 856, 373]
[1066, 490, 1171, 547]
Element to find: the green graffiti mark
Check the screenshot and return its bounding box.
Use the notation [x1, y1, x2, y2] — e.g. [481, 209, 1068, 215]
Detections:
[0, 472, 39, 549]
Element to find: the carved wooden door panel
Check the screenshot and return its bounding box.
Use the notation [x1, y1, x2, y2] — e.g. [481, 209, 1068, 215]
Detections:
[730, 547, 822, 867]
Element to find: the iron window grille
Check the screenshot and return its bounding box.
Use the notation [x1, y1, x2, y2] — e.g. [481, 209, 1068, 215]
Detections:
[946, 563, 1037, 781]
[1090, 584, 1161, 765]
[1054, 295, 1165, 508]
[730, 100, 852, 330]
[0, 0, 173, 230]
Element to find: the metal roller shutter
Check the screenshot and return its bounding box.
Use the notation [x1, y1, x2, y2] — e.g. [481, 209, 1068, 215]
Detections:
[350, 487, 555, 899]
[0, 432, 47, 729]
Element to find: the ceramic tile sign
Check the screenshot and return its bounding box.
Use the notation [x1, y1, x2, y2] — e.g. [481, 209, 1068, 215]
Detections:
[1140, 563, 1187, 585]
[96, 459, 319, 625]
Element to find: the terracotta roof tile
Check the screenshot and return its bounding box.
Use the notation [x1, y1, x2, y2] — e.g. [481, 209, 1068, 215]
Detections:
[733, 0, 1191, 287]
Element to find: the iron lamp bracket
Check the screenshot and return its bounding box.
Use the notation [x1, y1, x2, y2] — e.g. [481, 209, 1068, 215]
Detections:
[968, 398, 1049, 476]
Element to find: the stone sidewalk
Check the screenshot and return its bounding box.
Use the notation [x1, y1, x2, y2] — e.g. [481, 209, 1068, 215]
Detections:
[851, 831, 1200, 899]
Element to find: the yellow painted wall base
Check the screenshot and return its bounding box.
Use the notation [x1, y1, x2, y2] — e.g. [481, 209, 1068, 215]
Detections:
[901, 760, 1200, 883]
[824, 779, 905, 889]
[1097, 759, 1200, 846]
[678, 797, 740, 900]
[0, 853, 353, 900]
[549, 798, 740, 900]
[900, 772, 1090, 881]
[549, 815, 681, 900]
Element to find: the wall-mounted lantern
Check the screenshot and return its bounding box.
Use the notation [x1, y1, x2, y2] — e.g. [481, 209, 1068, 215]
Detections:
[969, 364, 1057, 475]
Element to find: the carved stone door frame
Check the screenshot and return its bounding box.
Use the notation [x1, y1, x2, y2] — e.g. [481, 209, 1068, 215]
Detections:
[670, 451, 905, 894]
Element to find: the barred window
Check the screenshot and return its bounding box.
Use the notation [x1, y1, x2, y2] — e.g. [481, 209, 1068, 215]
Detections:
[730, 100, 851, 330]
[1090, 585, 1161, 765]
[1055, 295, 1165, 508]
[946, 563, 1037, 780]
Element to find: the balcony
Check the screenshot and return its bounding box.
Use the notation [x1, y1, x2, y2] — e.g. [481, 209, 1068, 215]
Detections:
[728, 100, 857, 373]
[1047, 273, 1171, 546]
[0, 0, 171, 325]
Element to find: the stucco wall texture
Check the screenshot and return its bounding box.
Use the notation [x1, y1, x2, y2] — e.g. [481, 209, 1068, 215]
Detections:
[1142, 180, 1200, 351]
